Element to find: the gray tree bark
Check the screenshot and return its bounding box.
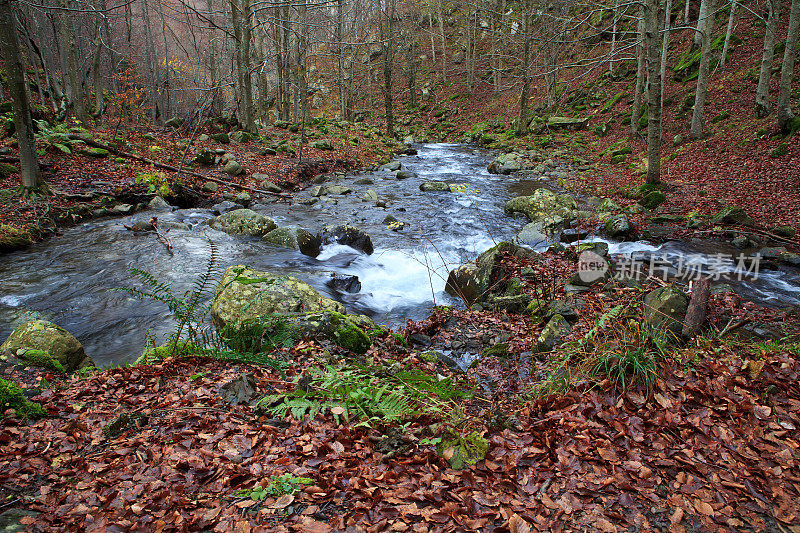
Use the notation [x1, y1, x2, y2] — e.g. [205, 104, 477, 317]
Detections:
[58, 0, 89, 126]
[691, 0, 716, 138]
[516, 0, 532, 136]
[719, 0, 737, 69]
[693, 0, 708, 48]
[755, 0, 780, 117]
[777, 0, 800, 130]
[645, 0, 663, 184]
[0, 0, 42, 189]
[630, 9, 646, 138]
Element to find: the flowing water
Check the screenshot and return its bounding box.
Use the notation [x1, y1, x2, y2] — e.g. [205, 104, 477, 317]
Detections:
[1, 143, 798, 366]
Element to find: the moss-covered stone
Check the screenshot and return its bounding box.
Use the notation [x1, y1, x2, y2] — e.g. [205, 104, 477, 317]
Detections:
[16, 349, 65, 373]
[436, 431, 489, 469]
[770, 142, 789, 159]
[1, 320, 87, 372]
[0, 224, 33, 253]
[504, 189, 578, 222]
[210, 132, 230, 144]
[208, 209, 277, 236]
[80, 147, 109, 158]
[0, 378, 46, 419]
[638, 190, 666, 210]
[211, 266, 345, 333]
[711, 206, 754, 226]
[0, 162, 18, 177]
[262, 227, 321, 257]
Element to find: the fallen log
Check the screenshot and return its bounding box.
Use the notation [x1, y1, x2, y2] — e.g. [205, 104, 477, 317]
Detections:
[681, 277, 710, 341]
[66, 134, 291, 199]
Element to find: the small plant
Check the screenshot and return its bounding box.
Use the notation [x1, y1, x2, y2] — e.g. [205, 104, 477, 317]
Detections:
[235, 473, 314, 501]
[590, 346, 658, 391]
[135, 170, 172, 196]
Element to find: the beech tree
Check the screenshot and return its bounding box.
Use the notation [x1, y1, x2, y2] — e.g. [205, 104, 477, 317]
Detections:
[755, 0, 781, 117]
[777, 0, 800, 131]
[0, 0, 42, 189]
[645, 0, 664, 184]
[691, 0, 716, 138]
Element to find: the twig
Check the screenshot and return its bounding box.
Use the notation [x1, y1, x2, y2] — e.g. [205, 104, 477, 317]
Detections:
[151, 217, 174, 255]
[719, 318, 750, 337]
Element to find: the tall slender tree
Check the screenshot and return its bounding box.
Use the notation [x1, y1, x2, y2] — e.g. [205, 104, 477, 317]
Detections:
[691, 0, 716, 138]
[0, 0, 43, 189]
[755, 0, 780, 117]
[777, 0, 800, 131]
[645, 0, 664, 184]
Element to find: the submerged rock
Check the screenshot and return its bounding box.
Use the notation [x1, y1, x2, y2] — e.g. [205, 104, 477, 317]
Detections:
[209, 209, 276, 236]
[327, 274, 362, 293]
[420, 181, 451, 192]
[1, 320, 92, 372]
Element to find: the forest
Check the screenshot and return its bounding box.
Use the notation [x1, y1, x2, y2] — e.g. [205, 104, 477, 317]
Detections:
[0, 0, 799, 530]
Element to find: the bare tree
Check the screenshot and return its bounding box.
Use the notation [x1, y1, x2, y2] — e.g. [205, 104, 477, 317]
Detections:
[691, 0, 716, 138]
[719, 0, 737, 70]
[0, 0, 42, 189]
[755, 0, 780, 117]
[630, 7, 646, 138]
[645, 0, 664, 184]
[777, 0, 800, 131]
[58, 0, 89, 126]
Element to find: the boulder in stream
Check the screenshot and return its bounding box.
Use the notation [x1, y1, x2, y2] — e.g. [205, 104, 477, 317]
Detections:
[209, 209, 277, 236]
[319, 224, 374, 254]
[210, 266, 345, 333]
[420, 181, 451, 192]
[604, 214, 633, 239]
[262, 227, 321, 257]
[1, 320, 93, 372]
[504, 188, 578, 223]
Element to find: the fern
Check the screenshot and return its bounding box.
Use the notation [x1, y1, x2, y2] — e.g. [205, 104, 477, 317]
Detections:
[257, 363, 470, 426]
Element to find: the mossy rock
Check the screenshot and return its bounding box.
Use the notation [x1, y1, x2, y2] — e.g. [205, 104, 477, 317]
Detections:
[436, 431, 489, 469]
[0, 378, 47, 420]
[770, 143, 789, 159]
[310, 139, 334, 151]
[135, 341, 198, 365]
[1, 320, 87, 372]
[14, 349, 65, 373]
[0, 163, 18, 177]
[0, 224, 33, 252]
[711, 205, 753, 226]
[712, 110, 731, 123]
[262, 227, 321, 257]
[81, 147, 109, 158]
[482, 343, 509, 357]
[638, 190, 666, 210]
[210, 266, 345, 333]
[610, 154, 627, 164]
[210, 133, 230, 144]
[209, 209, 276, 236]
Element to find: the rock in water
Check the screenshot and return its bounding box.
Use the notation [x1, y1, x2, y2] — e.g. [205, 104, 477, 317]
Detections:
[209, 209, 277, 236]
[327, 274, 362, 293]
[262, 227, 321, 257]
[319, 224, 374, 255]
[1, 320, 92, 372]
[604, 214, 632, 239]
[504, 189, 578, 222]
[419, 181, 451, 192]
[210, 265, 345, 332]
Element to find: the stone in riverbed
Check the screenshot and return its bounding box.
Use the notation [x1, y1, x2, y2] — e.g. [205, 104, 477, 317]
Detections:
[604, 214, 632, 239]
[224, 160, 244, 176]
[319, 224, 373, 254]
[209, 209, 276, 236]
[262, 227, 321, 257]
[419, 181, 451, 192]
[504, 188, 577, 222]
[327, 274, 362, 293]
[381, 161, 401, 171]
[210, 266, 345, 332]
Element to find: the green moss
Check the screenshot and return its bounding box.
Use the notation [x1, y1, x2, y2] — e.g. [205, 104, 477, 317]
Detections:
[436, 431, 489, 469]
[482, 343, 509, 358]
[135, 341, 198, 365]
[0, 378, 47, 420]
[0, 162, 18, 177]
[712, 110, 731, 123]
[770, 143, 789, 159]
[19, 349, 65, 373]
[0, 224, 33, 252]
[601, 91, 625, 113]
[328, 312, 371, 355]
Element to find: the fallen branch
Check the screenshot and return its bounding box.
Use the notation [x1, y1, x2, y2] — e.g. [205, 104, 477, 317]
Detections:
[66, 134, 291, 199]
[124, 216, 173, 255]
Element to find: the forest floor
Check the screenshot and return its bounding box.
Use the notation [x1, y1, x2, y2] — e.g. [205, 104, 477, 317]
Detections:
[2, 248, 800, 532]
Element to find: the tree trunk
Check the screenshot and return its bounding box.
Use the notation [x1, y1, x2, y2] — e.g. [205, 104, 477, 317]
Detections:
[660, 0, 672, 108]
[719, 0, 737, 69]
[681, 276, 710, 340]
[207, 0, 219, 115]
[381, 0, 395, 137]
[755, 0, 780, 118]
[232, 0, 256, 131]
[684, 0, 690, 24]
[609, 0, 619, 76]
[58, 0, 89, 126]
[437, 0, 446, 82]
[336, 0, 348, 119]
[516, 0, 531, 136]
[630, 9, 646, 138]
[693, 0, 708, 48]
[91, 13, 104, 123]
[142, 0, 161, 123]
[296, 0, 309, 125]
[777, 0, 800, 130]
[691, 0, 716, 138]
[0, 0, 42, 189]
[645, 0, 663, 184]
[406, 37, 418, 110]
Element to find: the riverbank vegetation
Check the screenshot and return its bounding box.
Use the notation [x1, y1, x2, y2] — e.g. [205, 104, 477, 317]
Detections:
[1, 0, 800, 529]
